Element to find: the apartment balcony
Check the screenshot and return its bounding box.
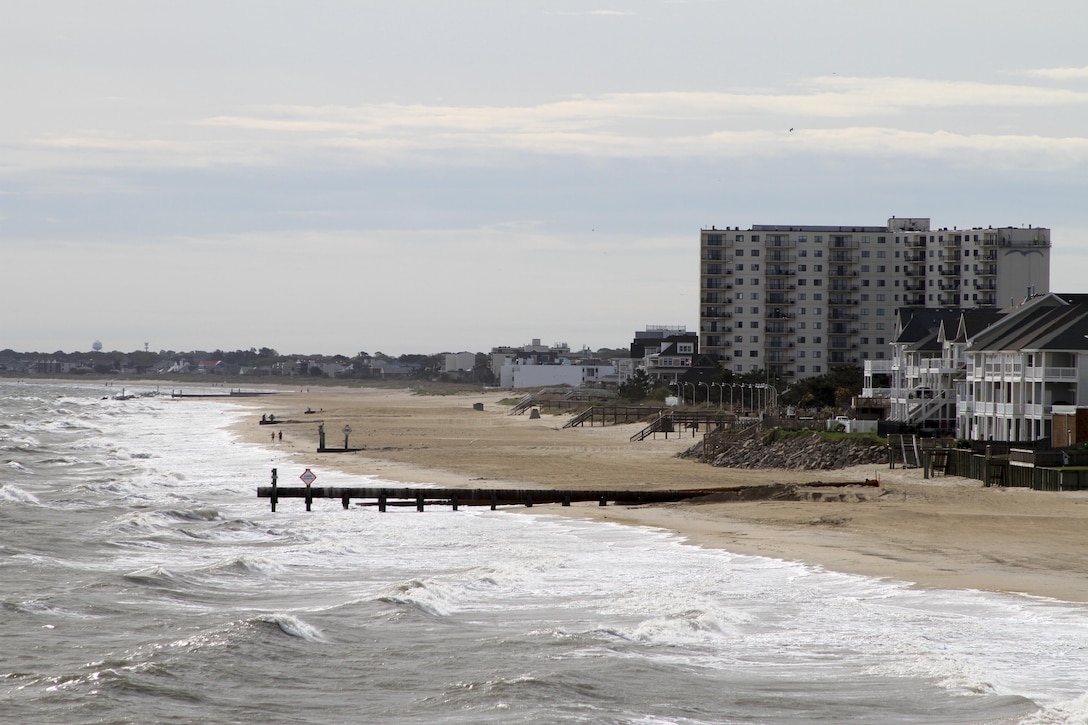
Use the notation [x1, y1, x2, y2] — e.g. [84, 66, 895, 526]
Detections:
[766, 294, 796, 305]
[904, 251, 926, 262]
[765, 238, 797, 249]
[765, 310, 795, 319]
[938, 265, 960, 276]
[766, 340, 795, 350]
[903, 280, 925, 292]
[906, 237, 927, 248]
[828, 296, 859, 306]
[830, 325, 858, 335]
[766, 266, 795, 276]
[904, 294, 926, 306]
[765, 252, 795, 264]
[829, 284, 859, 292]
[764, 325, 795, 334]
[828, 311, 859, 320]
[829, 236, 860, 249]
[829, 253, 857, 264]
[1024, 366, 1078, 382]
[972, 280, 996, 291]
[829, 267, 858, 278]
[702, 310, 732, 319]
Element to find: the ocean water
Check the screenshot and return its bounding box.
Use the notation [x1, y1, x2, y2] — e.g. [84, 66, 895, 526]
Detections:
[2, 381, 1088, 725]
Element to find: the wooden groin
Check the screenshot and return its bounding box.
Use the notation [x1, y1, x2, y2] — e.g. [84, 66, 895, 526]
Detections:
[257, 469, 733, 512]
[171, 389, 277, 398]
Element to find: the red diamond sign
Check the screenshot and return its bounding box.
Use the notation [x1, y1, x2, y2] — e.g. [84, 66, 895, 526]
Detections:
[300, 468, 317, 487]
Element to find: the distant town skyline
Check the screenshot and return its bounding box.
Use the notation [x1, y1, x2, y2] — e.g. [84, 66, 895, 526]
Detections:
[3, 2, 1086, 355]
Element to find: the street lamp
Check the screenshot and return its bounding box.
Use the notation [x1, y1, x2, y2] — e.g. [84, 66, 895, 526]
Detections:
[698, 382, 710, 406]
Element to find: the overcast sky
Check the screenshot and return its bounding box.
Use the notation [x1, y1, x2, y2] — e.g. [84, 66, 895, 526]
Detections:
[4, 1, 1087, 356]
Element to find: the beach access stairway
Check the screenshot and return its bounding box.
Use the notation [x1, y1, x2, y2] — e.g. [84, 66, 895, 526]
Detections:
[509, 389, 619, 416]
[700, 423, 762, 461]
[630, 410, 732, 442]
[563, 406, 665, 428]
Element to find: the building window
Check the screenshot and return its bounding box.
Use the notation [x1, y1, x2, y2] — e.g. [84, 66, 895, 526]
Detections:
[814, 250, 823, 258]
[861, 293, 870, 301]
[813, 336, 822, 343]
[749, 350, 758, 357]
[736, 249, 744, 256]
[876, 293, 886, 301]
[877, 265, 885, 272]
[734, 335, 743, 343]
[750, 321, 759, 328]
[736, 263, 744, 271]
[750, 335, 759, 343]
[861, 265, 870, 273]
[813, 351, 821, 359]
[751, 249, 760, 257]
[814, 365, 822, 373]
[876, 337, 885, 344]
[813, 293, 823, 300]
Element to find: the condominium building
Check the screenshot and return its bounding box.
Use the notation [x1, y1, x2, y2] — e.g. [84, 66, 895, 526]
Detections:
[699, 217, 1050, 380]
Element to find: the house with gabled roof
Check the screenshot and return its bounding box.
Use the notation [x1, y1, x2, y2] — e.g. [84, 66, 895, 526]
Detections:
[960, 293, 1088, 442]
[876, 307, 1004, 431]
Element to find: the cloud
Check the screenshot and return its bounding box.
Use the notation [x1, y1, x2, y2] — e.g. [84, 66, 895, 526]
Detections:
[543, 9, 634, 16]
[1019, 66, 1088, 80]
[11, 76, 1088, 173]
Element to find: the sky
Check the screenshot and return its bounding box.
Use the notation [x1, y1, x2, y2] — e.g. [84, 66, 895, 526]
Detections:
[3, 1, 1087, 356]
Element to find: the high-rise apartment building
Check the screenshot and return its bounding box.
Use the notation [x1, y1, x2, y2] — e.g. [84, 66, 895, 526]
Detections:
[699, 217, 1050, 380]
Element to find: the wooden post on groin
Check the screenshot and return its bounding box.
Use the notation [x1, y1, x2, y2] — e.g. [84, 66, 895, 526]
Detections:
[270, 468, 278, 512]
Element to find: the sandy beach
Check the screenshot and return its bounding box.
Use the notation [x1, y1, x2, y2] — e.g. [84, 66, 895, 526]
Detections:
[233, 386, 1088, 603]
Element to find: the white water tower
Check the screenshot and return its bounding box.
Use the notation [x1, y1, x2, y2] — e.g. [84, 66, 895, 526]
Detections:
[92, 340, 103, 352]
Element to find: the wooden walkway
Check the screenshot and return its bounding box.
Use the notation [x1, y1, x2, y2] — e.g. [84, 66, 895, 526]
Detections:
[630, 410, 732, 442]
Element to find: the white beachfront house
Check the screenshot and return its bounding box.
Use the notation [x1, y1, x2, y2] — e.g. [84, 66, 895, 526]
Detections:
[959, 293, 1088, 442]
